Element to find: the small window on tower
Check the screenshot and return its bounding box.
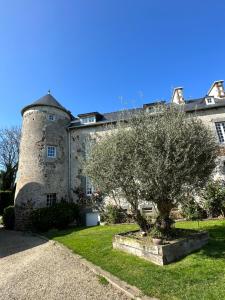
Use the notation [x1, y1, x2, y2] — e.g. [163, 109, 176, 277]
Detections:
[48, 114, 55, 121]
[46, 193, 57, 206]
[47, 146, 56, 158]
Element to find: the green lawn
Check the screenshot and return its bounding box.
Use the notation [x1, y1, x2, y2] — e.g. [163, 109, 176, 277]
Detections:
[47, 220, 225, 300]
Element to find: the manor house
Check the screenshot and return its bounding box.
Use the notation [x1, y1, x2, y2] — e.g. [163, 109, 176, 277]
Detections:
[15, 80, 225, 229]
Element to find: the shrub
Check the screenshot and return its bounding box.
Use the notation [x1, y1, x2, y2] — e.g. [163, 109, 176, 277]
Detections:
[31, 202, 80, 232]
[181, 198, 207, 220]
[2, 205, 15, 229]
[0, 191, 14, 215]
[150, 226, 164, 238]
[101, 205, 128, 224]
[202, 180, 225, 218]
[170, 208, 184, 220]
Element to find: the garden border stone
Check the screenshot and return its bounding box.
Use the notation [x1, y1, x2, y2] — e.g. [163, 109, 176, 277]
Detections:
[113, 230, 209, 265]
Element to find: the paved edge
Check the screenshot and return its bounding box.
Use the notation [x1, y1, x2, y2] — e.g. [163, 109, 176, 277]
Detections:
[34, 233, 158, 300]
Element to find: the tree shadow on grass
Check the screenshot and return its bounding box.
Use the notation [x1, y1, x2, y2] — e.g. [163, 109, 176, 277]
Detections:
[45, 226, 91, 239]
[198, 224, 225, 259]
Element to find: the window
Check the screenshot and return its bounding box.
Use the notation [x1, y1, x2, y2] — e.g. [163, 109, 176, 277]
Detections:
[84, 140, 95, 160]
[222, 161, 225, 174]
[142, 207, 153, 214]
[86, 177, 94, 196]
[47, 146, 56, 158]
[48, 114, 55, 121]
[80, 116, 96, 124]
[215, 122, 225, 143]
[205, 97, 215, 105]
[46, 193, 56, 206]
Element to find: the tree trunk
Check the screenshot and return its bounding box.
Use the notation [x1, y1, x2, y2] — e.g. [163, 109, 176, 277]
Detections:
[132, 208, 149, 233]
[156, 201, 173, 233]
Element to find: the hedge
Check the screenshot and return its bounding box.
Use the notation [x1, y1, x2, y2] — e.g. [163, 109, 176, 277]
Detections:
[31, 202, 80, 232]
[0, 191, 14, 215]
[2, 206, 15, 229]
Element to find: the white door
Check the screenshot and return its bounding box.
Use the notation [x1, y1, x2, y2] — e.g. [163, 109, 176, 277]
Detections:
[86, 212, 100, 227]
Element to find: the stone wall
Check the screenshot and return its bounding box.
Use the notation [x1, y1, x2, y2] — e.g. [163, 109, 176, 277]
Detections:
[69, 106, 225, 208]
[113, 230, 209, 265]
[15, 106, 71, 230]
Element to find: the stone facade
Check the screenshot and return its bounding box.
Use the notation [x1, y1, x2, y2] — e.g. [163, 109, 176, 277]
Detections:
[15, 95, 72, 229]
[15, 80, 225, 229]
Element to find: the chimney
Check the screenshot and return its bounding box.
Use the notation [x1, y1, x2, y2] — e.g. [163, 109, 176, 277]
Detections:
[171, 87, 185, 104]
[207, 80, 225, 99]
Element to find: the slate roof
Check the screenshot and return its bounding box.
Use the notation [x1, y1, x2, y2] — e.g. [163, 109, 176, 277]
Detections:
[69, 97, 225, 129]
[69, 108, 143, 128]
[21, 93, 73, 118]
[21, 92, 225, 128]
[184, 97, 225, 112]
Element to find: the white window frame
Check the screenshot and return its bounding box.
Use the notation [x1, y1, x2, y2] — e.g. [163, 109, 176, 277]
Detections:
[47, 146, 56, 158]
[215, 122, 225, 143]
[205, 97, 215, 105]
[48, 114, 56, 121]
[80, 116, 96, 124]
[86, 176, 94, 196]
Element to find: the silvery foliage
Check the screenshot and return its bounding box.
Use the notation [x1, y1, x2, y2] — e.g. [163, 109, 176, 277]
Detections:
[84, 105, 217, 221]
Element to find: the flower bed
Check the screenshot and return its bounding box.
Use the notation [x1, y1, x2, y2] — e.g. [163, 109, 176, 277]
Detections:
[113, 229, 209, 265]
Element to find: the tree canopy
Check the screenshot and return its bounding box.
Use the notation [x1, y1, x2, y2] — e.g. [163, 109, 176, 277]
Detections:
[0, 126, 21, 190]
[84, 106, 217, 232]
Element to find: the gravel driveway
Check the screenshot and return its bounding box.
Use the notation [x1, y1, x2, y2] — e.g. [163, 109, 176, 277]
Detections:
[0, 228, 129, 300]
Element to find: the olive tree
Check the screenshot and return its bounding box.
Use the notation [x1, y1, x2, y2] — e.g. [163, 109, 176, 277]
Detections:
[84, 106, 217, 233]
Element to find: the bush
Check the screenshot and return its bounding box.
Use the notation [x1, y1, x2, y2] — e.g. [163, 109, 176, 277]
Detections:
[202, 180, 225, 218]
[101, 205, 128, 224]
[170, 208, 184, 220]
[31, 202, 80, 232]
[2, 205, 15, 229]
[0, 191, 14, 215]
[181, 198, 207, 220]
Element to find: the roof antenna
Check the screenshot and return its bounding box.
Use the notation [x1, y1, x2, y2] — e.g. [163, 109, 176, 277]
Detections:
[48, 89, 51, 94]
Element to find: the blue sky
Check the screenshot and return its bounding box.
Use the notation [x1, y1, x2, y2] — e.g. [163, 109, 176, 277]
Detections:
[0, 0, 225, 126]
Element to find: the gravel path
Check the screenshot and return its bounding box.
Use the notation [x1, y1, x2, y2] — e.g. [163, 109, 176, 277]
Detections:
[0, 228, 129, 300]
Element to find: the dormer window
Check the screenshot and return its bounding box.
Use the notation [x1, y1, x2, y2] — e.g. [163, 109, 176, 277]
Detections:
[78, 112, 102, 125]
[80, 116, 96, 124]
[205, 97, 215, 105]
[48, 114, 55, 121]
[143, 101, 165, 113]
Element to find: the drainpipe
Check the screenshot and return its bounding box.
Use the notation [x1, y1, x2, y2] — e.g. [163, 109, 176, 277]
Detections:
[68, 128, 71, 201]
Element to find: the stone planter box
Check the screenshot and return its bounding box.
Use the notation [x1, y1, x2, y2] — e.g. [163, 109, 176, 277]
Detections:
[113, 230, 209, 265]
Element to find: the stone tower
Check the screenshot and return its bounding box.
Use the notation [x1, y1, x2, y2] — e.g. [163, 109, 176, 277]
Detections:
[15, 93, 72, 230]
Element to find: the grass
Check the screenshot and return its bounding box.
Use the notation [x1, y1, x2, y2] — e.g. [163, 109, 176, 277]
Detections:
[46, 220, 225, 300]
[97, 275, 109, 285]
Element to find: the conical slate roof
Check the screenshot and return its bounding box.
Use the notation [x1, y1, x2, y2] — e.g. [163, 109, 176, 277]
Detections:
[21, 93, 72, 118]
[32, 93, 65, 109]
